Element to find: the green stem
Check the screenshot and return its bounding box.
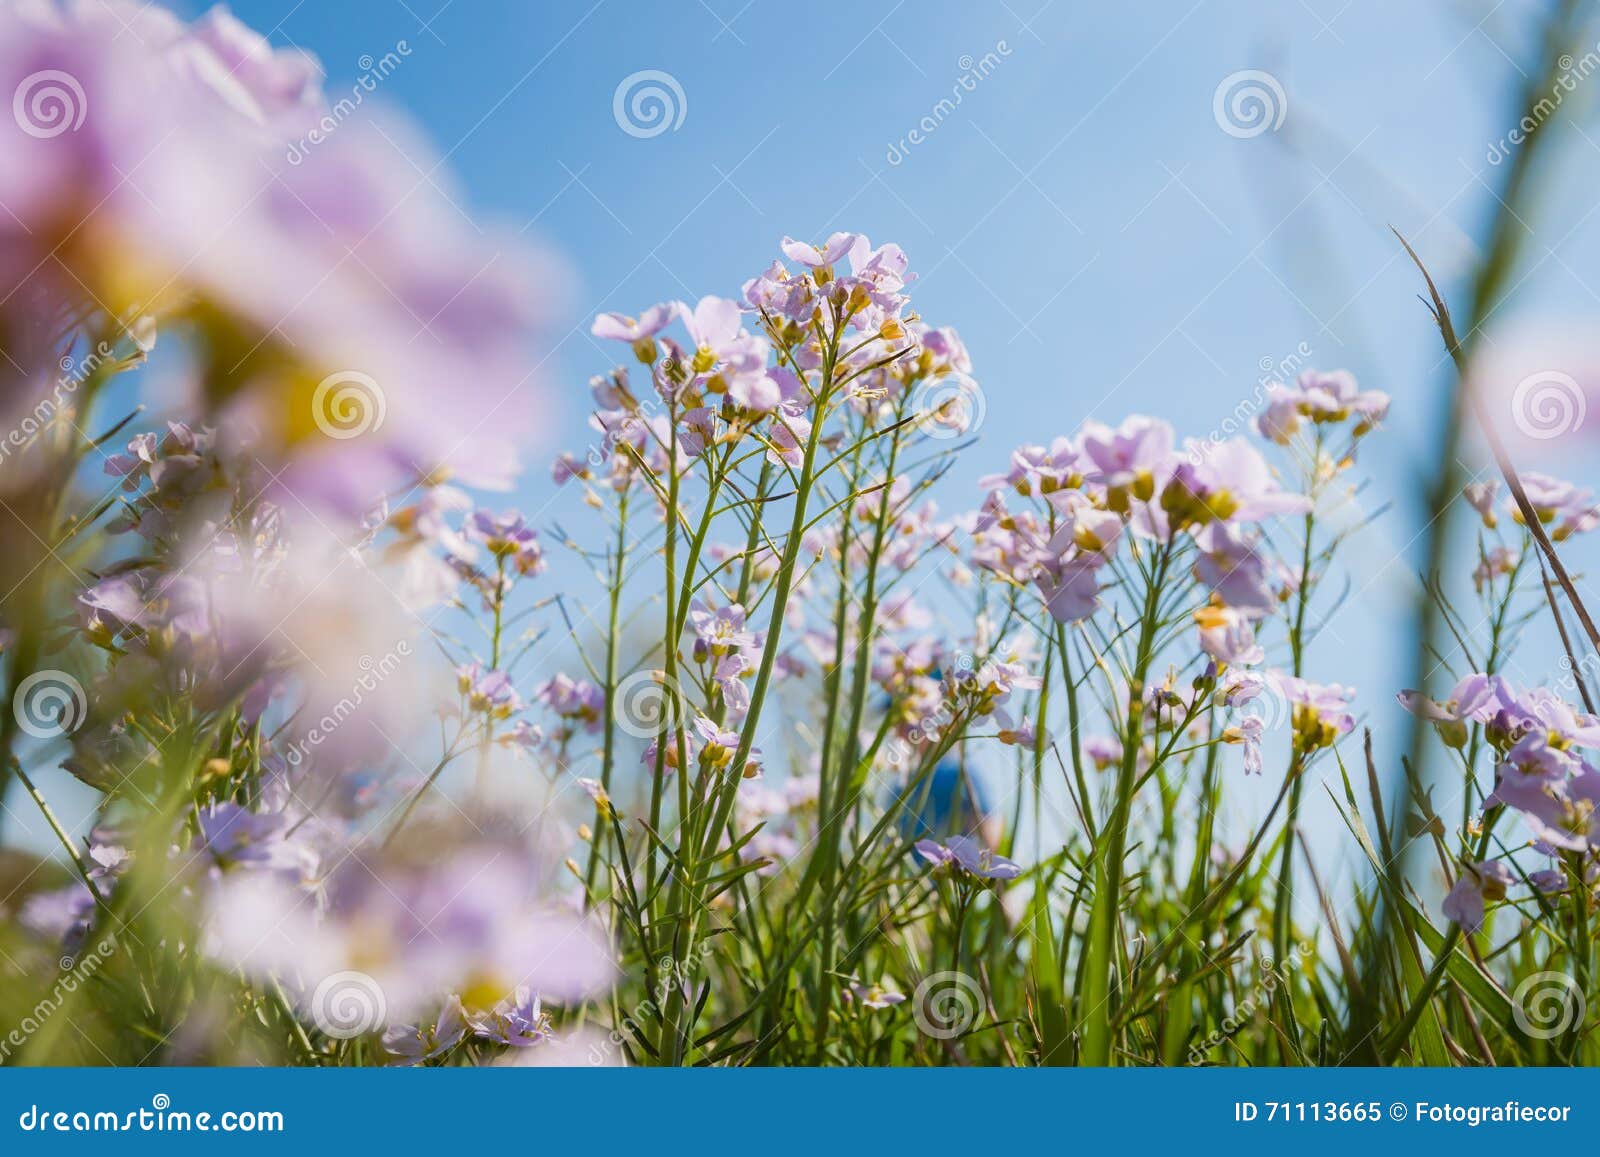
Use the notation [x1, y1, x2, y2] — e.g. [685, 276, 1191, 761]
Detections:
[1081, 540, 1173, 1065]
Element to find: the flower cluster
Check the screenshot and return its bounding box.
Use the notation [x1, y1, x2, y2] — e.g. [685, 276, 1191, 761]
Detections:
[1403, 673, 1600, 931]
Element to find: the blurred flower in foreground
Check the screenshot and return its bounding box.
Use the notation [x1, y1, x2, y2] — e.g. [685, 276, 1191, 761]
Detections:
[205, 826, 614, 1030]
[0, 0, 556, 514]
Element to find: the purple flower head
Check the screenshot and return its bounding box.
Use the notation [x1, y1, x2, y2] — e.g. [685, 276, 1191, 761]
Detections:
[675, 295, 764, 383]
[187, 3, 325, 133]
[1397, 672, 1499, 750]
[781, 232, 857, 270]
[1221, 713, 1266, 775]
[1192, 523, 1278, 617]
[457, 661, 522, 719]
[1515, 472, 1600, 540]
[1279, 675, 1356, 751]
[1463, 480, 1500, 528]
[690, 600, 756, 661]
[468, 986, 554, 1048]
[742, 259, 815, 322]
[726, 369, 783, 415]
[692, 715, 748, 774]
[714, 653, 752, 718]
[1441, 859, 1515, 934]
[844, 981, 907, 1010]
[87, 842, 132, 880]
[766, 411, 812, 469]
[1501, 730, 1577, 788]
[1530, 868, 1570, 895]
[382, 996, 469, 1065]
[994, 710, 1044, 748]
[20, 884, 97, 957]
[1197, 605, 1264, 667]
[1500, 764, 1600, 853]
[915, 835, 1020, 881]
[592, 303, 675, 363]
[535, 673, 604, 733]
[0, 1, 557, 515]
[1035, 555, 1103, 623]
[1255, 369, 1388, 443]
[466, 510, 545, 577]
[1079, 417, 1175, 511]
[1164, 438, 1311, 530]
[194, 802, 317, 884]
[1083, 734, 1123, 771]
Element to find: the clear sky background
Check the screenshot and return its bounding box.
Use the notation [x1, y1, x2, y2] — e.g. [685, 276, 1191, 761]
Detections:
[22, 0, 1595, 887]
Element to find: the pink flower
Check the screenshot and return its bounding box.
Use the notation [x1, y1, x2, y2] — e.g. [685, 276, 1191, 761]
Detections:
[1079, 417, 1175, 506]
[780, 232, 857, 269]
[1165, 438, 1311, 528]
[591, 303, 675, 343]
[766, 412, 812, 468]
[1197, 606, 1263, 666]
[1441, 860, 1515, 934]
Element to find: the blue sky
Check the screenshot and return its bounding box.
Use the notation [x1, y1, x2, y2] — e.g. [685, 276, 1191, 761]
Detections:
[19, 0, 1596, 873]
